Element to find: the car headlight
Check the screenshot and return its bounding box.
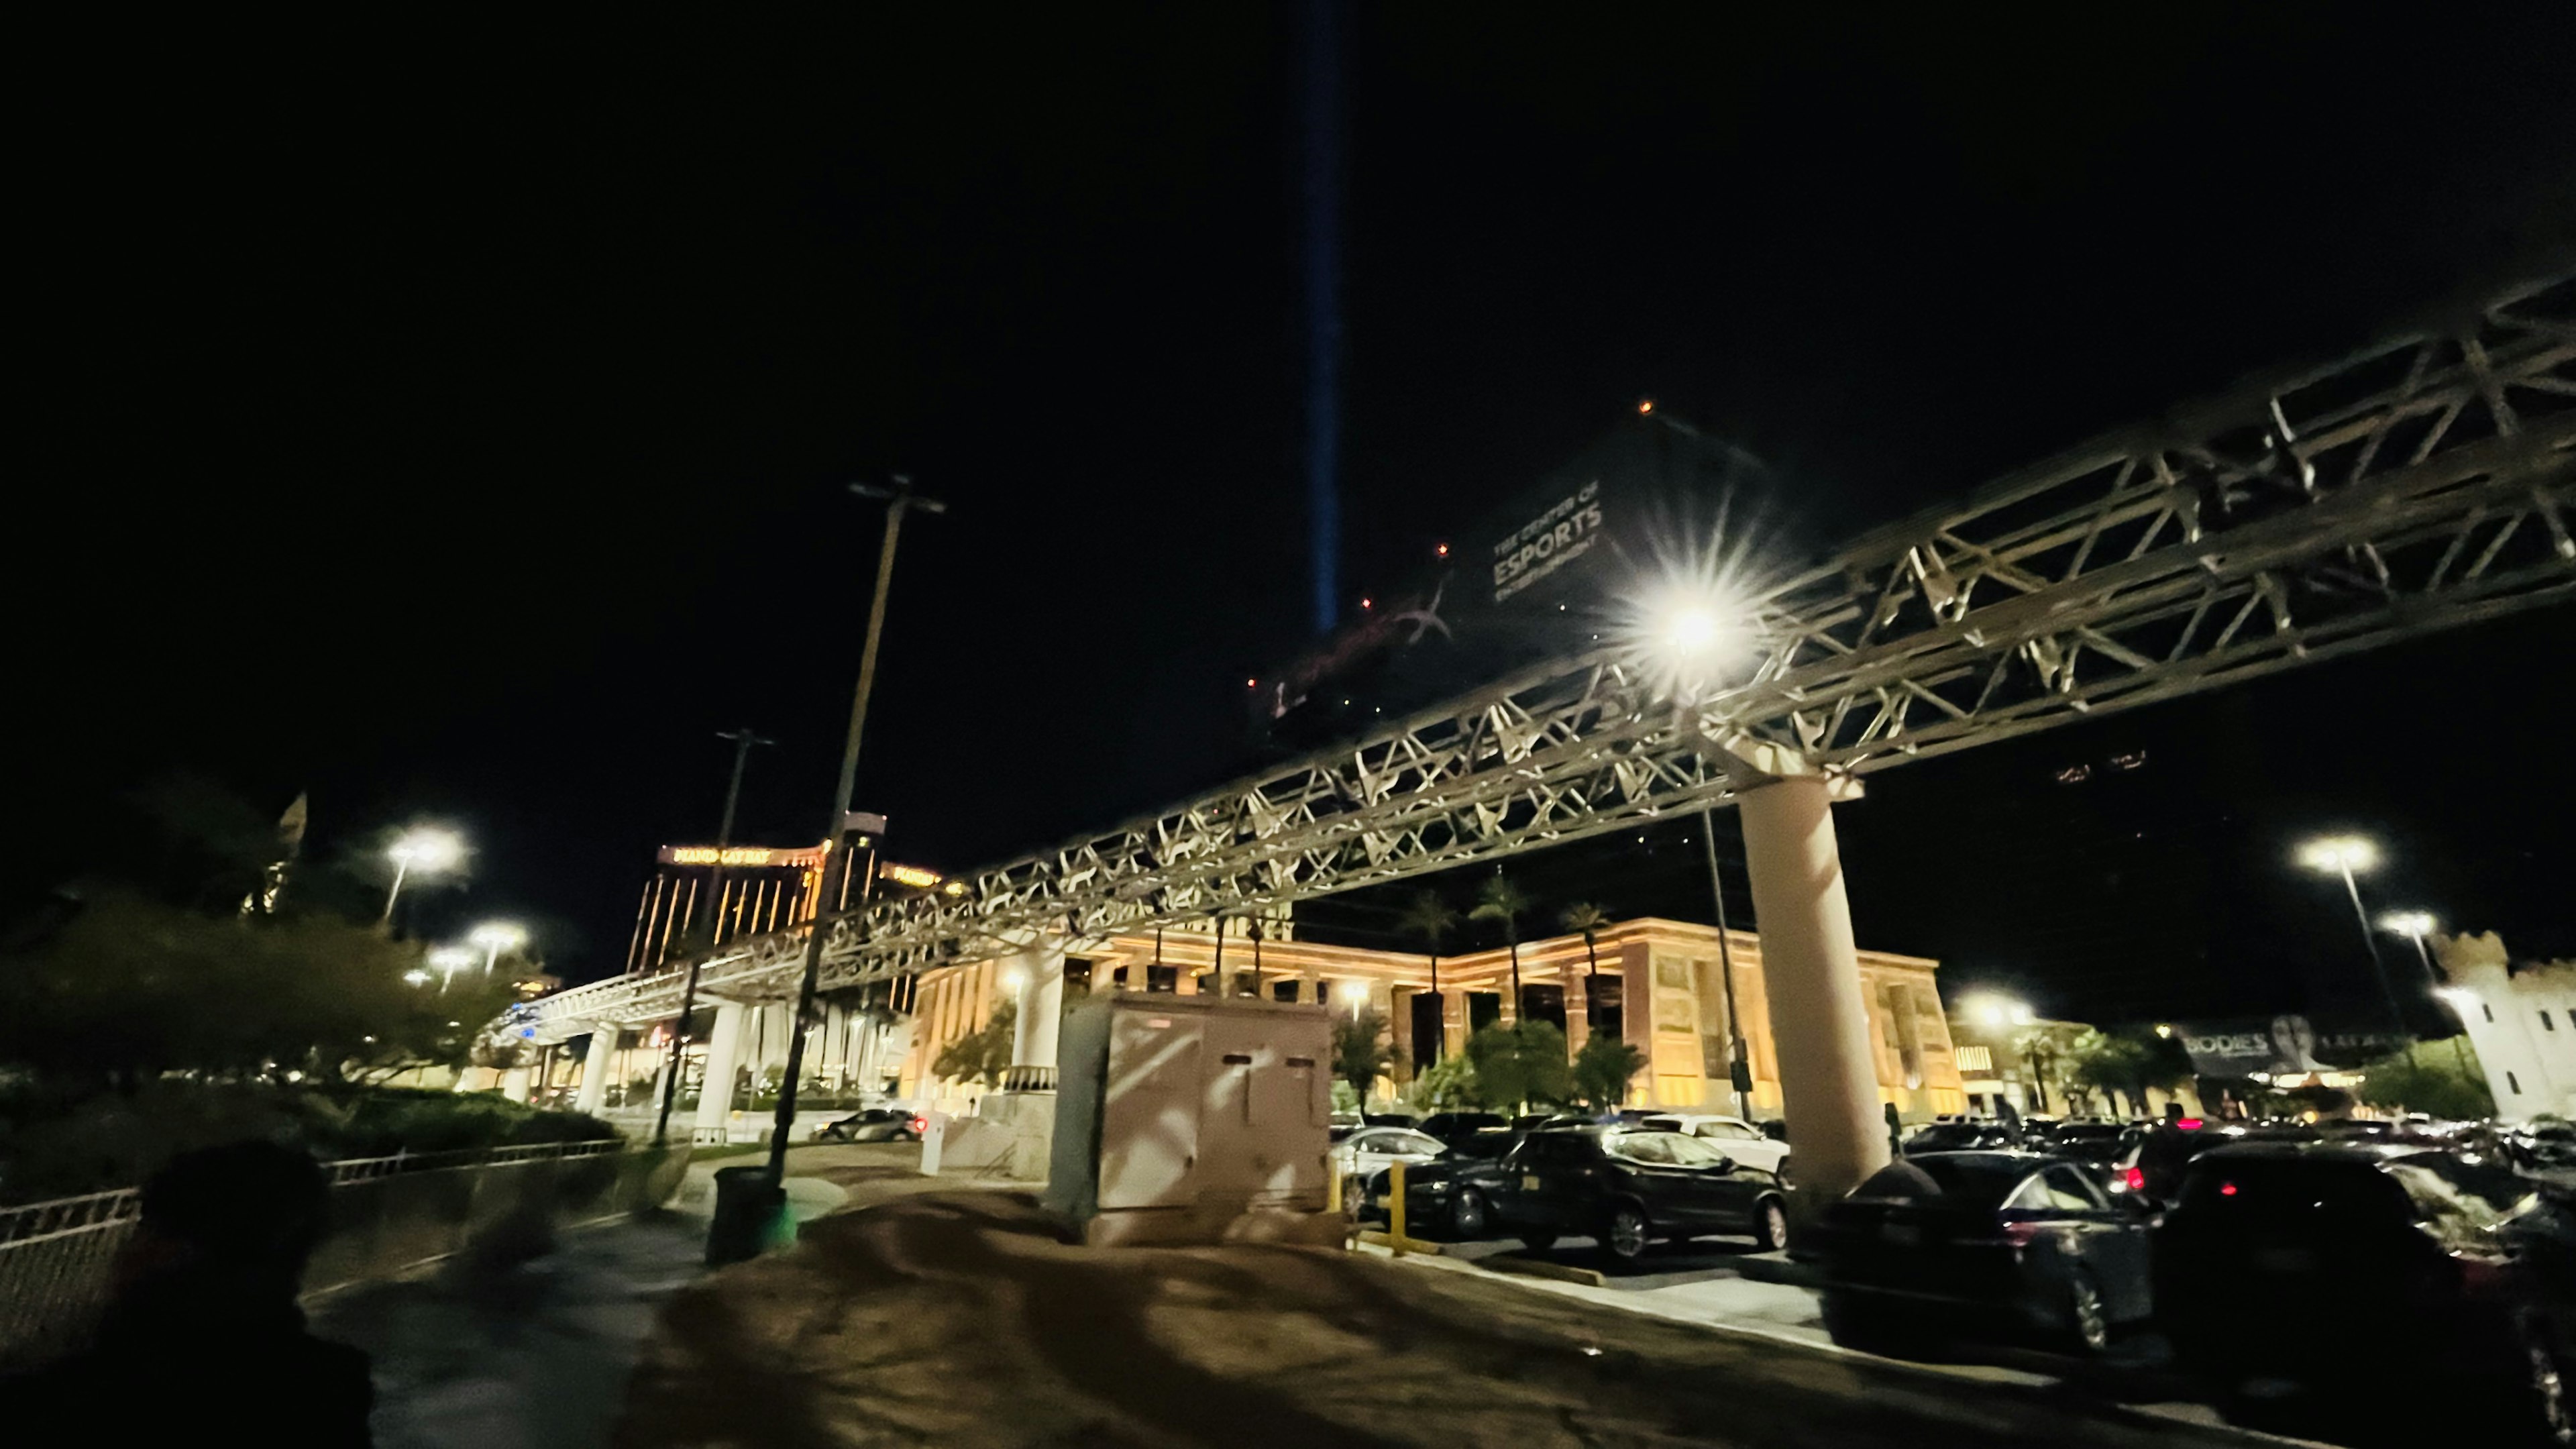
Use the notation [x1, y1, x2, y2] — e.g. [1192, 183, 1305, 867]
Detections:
[1415, 1179, 1456, 1194]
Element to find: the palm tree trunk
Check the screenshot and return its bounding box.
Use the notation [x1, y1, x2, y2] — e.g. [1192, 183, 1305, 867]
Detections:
[1508, 934, 1522, 1014]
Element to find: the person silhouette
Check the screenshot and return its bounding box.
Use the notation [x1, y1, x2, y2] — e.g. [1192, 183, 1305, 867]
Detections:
[3, 1140, 373, 1444]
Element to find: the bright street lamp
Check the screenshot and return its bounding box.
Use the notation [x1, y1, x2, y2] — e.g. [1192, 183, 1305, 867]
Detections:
[2296, 833, 2408, 1038]
[1961, 992, 2031, 1030]
[1337, 979, 1370, 1020]
[469, 921, 528, 979]
[427, 945, 476, 995]
[2294, 835, 2379, 875]
[402, 969, 432, 987]
[2381, 911, 2474, 1073]
[383, 828, 464, 922]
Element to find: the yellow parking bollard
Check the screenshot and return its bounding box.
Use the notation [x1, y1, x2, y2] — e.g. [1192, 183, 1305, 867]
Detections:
[1389, 1160, 1407, 1256]
[1327, 1161, 1343, 1217]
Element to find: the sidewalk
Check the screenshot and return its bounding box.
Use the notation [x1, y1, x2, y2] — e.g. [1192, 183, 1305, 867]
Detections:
[314, 1142, 941, 1449]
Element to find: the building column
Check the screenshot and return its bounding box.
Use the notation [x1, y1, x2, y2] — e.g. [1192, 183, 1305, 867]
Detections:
[575, 1026, 618, 1117]
[500, 1066, 532, 1104]
[692, 1001, 749, 1141]
[1737, 775, 1887, 1205]
[1010, 943, 1069, 1071]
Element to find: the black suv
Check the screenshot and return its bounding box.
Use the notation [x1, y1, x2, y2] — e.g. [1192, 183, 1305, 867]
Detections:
[2157, 1141, 2573, 1444]
[1366, 1124, 1791, 1263]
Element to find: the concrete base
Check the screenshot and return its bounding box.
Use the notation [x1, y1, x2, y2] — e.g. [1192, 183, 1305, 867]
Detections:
[934, 1091, 1057, 1181]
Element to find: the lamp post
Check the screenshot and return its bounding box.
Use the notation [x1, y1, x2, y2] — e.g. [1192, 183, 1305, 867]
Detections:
[427, 945, 476, 996]
[1338, 979, 1369, 1022]
[653, 727, 773, 1149]
[2296, 835, 2410, 1039]
[2381, 910, 2472, 1074]
[470, 922, 527, 981]
[764, 476, 945, 1192]
[382, 828, 463, 924]
[1698, 806, 1754, 1122]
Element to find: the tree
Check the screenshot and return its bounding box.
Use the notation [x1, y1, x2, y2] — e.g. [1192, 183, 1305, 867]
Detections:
[1334, 1004, 1403, 1104]
[1558, 902, 1609, 983]
[2355, 1040, 2496, 1121]
[932, 998, 1017, 1087]
[1570, 1032, 1647, 1110]
[1465, 1021, 1572, 1111]
[1408, 1053, 1483, 1110]
[1397, 890, 1460, 996]
[2008, 1021, 2090, 1113]
[2066, 1026, 2197, 1116]
[0, 888, 513, 1091]
[1471, 874, 1536, 1010]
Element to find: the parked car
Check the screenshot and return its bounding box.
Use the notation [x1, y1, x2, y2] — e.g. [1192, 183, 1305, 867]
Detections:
[2118, 1118, 2316, 1207]
[2156, 1142, 2574, 1443]
[1364, 1125, 1791, 1261]
[814, 1108, 924, 1143]
[1900, 1120, 2021, 1155]
[1639, 1113, 1792, 1180]
[2035, 1121, 2146, 1193]
[1332, 1125, 1447, 1208]
[1415, 1112, 1510, 1150]
[1810, 1150, 2155, 1356]
[2507, 1120, 2576, 1173]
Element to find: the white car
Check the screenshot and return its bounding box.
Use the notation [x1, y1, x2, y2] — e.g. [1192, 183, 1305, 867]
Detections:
[1640, 1114, 1792, 1180]
[1331, 1126, 1447, 1189]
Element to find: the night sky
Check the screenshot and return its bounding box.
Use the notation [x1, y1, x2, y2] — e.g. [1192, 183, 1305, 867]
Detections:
[16, 10, 2575, 1028]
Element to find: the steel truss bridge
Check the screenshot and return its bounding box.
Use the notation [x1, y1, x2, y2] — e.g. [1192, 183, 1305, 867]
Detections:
[517, 272, 2576, 1042]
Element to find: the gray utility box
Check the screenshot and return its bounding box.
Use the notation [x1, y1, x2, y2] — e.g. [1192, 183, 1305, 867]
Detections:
[1045, 991, 1340, 1247]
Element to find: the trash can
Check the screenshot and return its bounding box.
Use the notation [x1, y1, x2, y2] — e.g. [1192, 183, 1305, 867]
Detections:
[705, 1165, 786, 1266]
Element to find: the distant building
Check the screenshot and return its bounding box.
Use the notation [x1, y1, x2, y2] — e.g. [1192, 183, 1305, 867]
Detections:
[621, 826, 955, 974]
[2436, 932, 2576, 1121]
[895, 914, 1966, 1122]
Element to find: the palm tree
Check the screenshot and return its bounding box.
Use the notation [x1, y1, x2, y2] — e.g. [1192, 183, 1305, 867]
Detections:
[1559, 902, 1609, 987]
[1471, 873, 1536, 1011]
[1397, 891, 1460, 992]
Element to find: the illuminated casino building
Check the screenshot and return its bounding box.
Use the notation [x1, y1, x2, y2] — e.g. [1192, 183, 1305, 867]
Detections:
[623, 828, 955, 973]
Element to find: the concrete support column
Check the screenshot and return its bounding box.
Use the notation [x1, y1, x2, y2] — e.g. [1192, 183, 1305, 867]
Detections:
[575, 1026, 618, 1116]
[500, 1066, 532, 1104]
[1737, 775, 1887, 1205]
[1009, 943, 1069, 1069]
[693, 1002, 749, 1140]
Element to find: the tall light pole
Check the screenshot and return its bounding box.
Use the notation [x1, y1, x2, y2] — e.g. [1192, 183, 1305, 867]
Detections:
[427, 945, 476, 996]
[382, 828, 463, 924]
[2381, 910, 2472, 1075]
[1698, 806, 1754, 1123]
[655, 727, 773, 1149]
[470, 921, 528, 980]
[2296, 835, 2410, 1040]
[765, 477, 945, 1191]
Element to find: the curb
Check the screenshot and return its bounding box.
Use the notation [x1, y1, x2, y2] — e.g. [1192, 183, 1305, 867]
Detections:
[1382, 1249, 2319, 1449]
[1481, 1255, 1608, 1287]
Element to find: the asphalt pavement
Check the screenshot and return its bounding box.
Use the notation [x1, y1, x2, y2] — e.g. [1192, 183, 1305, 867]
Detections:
[311, 1142, 936, 1449]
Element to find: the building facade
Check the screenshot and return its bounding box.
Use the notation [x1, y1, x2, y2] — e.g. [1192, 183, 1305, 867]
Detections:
[895, 915, 1966, 1122]
[2437, 931, 2576, 1122]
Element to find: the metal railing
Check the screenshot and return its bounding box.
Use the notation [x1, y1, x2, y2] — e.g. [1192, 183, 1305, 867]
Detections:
[0, 1138, 640, 1370]
[998, 1065, 1059, 1092]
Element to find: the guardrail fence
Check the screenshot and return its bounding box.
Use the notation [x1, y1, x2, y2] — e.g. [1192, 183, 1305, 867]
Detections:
[0, 1139, 686, 1372]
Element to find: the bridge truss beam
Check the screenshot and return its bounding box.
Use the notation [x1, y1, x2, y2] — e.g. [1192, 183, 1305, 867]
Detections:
[517, 272, 2575, 1042]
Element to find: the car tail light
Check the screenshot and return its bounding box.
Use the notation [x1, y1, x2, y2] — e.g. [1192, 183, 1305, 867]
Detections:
[2218, 1181, 2239, 1197]
[2118, 1166, 2145, 1193]
[2455, 1254, 2511, 1297]
[2175, 1118, 2204, 1130]
[911, 1115, 926, 1132]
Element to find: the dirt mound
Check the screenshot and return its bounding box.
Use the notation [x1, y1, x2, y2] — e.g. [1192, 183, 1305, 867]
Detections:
[610, 1191, 2239, 1448]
